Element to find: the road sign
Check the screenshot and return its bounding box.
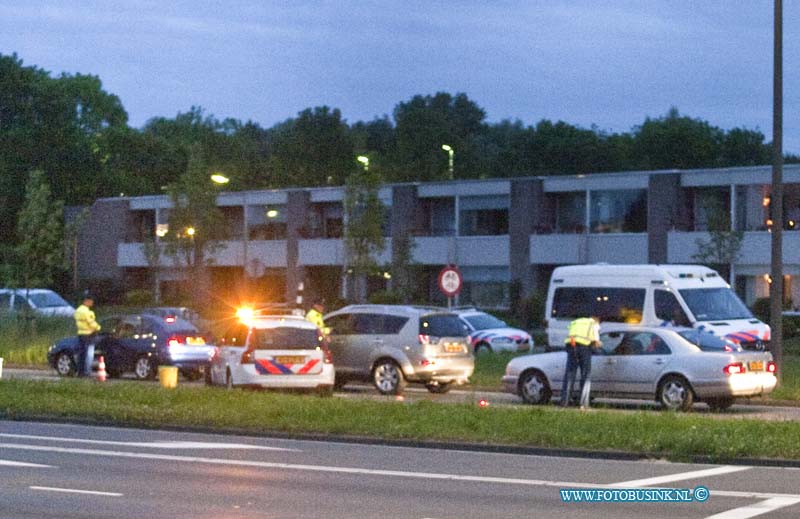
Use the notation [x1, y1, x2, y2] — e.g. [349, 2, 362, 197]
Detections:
[438, 265, 462, 297]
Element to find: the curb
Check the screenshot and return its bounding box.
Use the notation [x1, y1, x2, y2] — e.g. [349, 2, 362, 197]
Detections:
[4, 413, 800, 468]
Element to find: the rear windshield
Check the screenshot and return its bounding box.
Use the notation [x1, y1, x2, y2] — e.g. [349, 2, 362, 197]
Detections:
[419, 314, 468, 337]
[28, 292, 70, 308]
[253, 327, 321, 350]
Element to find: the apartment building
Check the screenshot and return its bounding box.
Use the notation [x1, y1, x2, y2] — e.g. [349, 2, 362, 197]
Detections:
[77, 164, 800, 308]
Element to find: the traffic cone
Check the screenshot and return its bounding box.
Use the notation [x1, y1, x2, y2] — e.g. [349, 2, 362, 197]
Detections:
[96, 356, 107, 382]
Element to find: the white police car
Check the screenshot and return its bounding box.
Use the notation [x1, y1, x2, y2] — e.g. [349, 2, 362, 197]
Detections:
[455, 309, 533, 354]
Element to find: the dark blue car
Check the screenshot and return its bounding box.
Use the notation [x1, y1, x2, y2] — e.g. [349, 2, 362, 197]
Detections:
[47, 313, 216, 380]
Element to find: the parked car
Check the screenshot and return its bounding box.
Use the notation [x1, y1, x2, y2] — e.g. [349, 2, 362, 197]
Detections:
[47, 313, 216, 379]
[207, 314, 334, 394]
[674, 327, 743, 352]
[454, 308, 533, 354]
[323, 305, 474, 395]
[0, 288, 75, 318]
[502, 325, 776, 411]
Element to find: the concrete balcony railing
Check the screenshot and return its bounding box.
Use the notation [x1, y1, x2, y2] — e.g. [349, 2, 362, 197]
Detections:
[668, 231, 800, 265]
[299, 238, 392, 266]
[118, 240, 287, 268]
[413, 236, 509, 266]
[530, 233, 648, 264]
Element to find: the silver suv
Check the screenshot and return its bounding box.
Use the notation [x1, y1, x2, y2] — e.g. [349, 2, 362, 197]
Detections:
[323, 305, 474, 395]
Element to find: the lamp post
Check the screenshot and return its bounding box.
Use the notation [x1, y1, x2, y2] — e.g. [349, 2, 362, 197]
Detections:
[357, 155, 369, 171]
[441, 144, 454, 180]
[770, 0, 784, 379]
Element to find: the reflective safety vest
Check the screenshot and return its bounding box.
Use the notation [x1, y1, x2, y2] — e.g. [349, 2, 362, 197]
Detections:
[305, 308, 325, 330]
[565, 317, 596, 347]
[74, 304, 101, 336]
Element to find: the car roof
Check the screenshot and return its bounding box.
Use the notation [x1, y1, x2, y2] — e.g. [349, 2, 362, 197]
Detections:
[328, 304, 454, 317]
[247, 315, 318, 330]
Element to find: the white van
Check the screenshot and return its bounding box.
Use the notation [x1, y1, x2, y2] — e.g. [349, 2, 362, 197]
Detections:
[0, 289, 75, 318]
[545, 265, 770, 351]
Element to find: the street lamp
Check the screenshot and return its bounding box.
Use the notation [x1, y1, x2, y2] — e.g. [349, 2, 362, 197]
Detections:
[357, 155, 369, 171]
[441, 144, 454, 180]
[210, 173, 230, 185]
[185, 227, 196, 237]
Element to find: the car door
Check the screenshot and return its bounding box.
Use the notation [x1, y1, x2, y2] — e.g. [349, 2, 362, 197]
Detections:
[603, 331, 672, 396]
[325, 313, 358, 376]
[591, 332, 626, 393]
[113, 316, 147, 372]
[349, 313, 386, 376]
[95, 318, 123, 370]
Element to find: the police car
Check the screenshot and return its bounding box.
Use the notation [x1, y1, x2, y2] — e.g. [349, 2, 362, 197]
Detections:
[454, 308, 533, 354]
[207, 310, 335, 395]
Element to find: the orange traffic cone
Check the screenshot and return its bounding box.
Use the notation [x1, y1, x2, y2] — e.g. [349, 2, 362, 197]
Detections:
[96, 356, 107, 382]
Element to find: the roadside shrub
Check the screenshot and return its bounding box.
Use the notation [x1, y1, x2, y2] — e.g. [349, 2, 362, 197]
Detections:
[751, 297, 770, 323]
[750, 297, 800, 339]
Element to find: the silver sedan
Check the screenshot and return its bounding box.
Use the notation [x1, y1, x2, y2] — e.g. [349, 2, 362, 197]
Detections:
[502, 326, 777, 411]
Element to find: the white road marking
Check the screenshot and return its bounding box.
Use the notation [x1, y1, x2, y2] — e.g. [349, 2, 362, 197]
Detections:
[611, 466, 751, 487]
[0, 433, 300, 451]
[3, 442, 800, 503]
[29, 486, 123, 497]
[0, 459, 54, 468]
[704, 497, 800, 518]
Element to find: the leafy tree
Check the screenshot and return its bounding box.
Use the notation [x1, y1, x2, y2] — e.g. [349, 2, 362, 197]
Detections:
[633, 107, 724, 170]
[692, 195, 743, 284]
[14, 170, 66, 288]
[269, 106, 354, 187]
[162, 144, 228, 304]
[344, 159, 385, 302]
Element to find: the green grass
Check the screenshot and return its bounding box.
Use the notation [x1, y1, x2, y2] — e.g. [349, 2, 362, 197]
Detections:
[2, 378, 800, 462]
[0, 315, 73, 367]
[471, 351, 527, 388]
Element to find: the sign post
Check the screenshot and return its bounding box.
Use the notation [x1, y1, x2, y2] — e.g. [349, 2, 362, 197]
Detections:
[437, 265, 463, 310]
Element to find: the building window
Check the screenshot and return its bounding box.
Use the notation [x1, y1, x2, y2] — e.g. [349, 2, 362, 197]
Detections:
[458, 267, 510, 308]
[304, 202, 343, 239]
[415, 197, 455, 236]
[693, 187, 730, 232]
[459, 195, 509, 236]
[554, 192, 586, 233]
[590, 189, 647, 233]
[219, 206, 244, 240]
[248, 205, 286, 240]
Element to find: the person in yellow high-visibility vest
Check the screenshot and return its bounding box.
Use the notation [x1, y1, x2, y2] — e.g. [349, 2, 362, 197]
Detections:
[74, 295, 101, 377]
[561, 315, 602, 409]
[305, 302, 326, 333]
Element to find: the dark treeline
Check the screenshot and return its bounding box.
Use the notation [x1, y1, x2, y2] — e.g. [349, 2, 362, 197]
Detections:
[0, 52, 790, 246]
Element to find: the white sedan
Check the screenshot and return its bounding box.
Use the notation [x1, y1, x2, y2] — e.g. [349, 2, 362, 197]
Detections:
[502, 326, 777, 411]
[208, 315, 335, 395]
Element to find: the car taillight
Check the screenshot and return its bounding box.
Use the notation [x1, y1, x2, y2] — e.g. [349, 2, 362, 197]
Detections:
[418, 334, 441, 345]
[767, 361, 776, 373]
[240, 350, 254, 364]
[167, 336, 183, 347]
[723, 362, 745, 375]
[322, 345, 333, 364]
[723, 345, 732, 352]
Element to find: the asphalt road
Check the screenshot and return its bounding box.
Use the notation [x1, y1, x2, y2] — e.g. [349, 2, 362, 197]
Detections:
[5, 368, 800, 421]
[2, 420, 800, 519]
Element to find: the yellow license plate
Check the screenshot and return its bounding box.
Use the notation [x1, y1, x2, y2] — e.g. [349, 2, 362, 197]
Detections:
[186, 337, 206, 345]
[275, 356, 305, 364]
[748, 361, 764, 371]
[444, 343, 463, 353]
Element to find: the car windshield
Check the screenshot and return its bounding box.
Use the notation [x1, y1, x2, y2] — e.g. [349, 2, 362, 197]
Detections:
[678, 288, 753, 321]
[253, 327, 321, 350]
[678, 330, 735, 351]
[463, 313, 507, 331]
[28, 292, 70, 308]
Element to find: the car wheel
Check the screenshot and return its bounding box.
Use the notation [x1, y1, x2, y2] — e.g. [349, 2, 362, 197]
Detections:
[706, 397, 734, 411]
[372, 359, 406, 395]
[55, 352, 77, 377]
[519, 370, 551, 405]
[134, 356, 155, 380]
[658, 375, 694, 411]
[225, 369, 234, 390]
[474, 342, 492, 355]
[425, 382, 452, 394]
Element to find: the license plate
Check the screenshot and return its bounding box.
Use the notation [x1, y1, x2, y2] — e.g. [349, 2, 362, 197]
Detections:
[444, 343, 463, 353]
[275, 355, 305, 365]
[186, 337, 206, 345]
[748, 361, 764, 371]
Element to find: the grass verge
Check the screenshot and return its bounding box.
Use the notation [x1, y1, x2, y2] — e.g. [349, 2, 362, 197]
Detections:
[2, 378, 800, 462]
[0, 315, 73, 366]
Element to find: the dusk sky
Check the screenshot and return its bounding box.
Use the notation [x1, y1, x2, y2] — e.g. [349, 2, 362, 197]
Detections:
[4, 1, 800, 152]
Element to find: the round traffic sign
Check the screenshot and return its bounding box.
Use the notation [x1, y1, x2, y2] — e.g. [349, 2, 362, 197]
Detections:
[438, 265, 463, 297]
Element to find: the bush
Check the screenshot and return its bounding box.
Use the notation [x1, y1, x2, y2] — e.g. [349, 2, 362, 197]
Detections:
[750, 297, 800, 339]
[124, 289, 153, 306]
[751, 297, 771, 323]
[367, 290, 403, 305]
[519, 292, 547, 330]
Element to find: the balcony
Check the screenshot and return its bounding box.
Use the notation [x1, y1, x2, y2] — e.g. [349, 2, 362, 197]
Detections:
[530, 233, 648, 264]
[413, 236, 509, 266]
[668, 231, 800, 265]
[118, 241, 287, 268]
[298, 239, 392, 266]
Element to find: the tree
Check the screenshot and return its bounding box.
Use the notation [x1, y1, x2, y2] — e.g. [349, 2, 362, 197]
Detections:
[343, 160, 385, 302]
[14, 170, 66, 288]
[633, 107, 724, 170]
[389, 230, 417, 303]
[162, 144, 228, 305]
[692, 195, 744, 284]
